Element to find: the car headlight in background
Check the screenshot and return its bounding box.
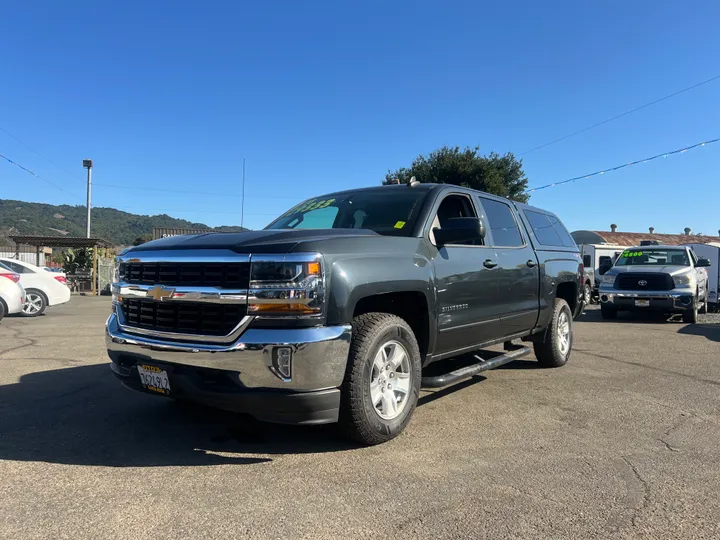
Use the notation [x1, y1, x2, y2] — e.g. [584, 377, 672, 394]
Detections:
[673, 274, 693, 288]
[248, 257, 324, 316]
[601, 274, 616, 284]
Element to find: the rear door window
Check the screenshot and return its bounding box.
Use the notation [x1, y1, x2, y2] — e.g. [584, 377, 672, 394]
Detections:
[478, 197, 524, 247]
[523, 210, 575, 247]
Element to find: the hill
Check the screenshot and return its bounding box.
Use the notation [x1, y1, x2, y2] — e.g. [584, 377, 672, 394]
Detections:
[0, 199, 246, 247]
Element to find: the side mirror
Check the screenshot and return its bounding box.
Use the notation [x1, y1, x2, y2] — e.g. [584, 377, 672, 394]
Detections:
[696, 257, 711, 268]
[433, 217, 486, 247]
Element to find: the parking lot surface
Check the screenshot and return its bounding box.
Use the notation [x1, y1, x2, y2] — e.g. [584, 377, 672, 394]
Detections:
[1, 297, 719, 539]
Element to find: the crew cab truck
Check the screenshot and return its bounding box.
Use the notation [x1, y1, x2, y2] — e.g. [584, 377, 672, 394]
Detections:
[598, 244, 711, 323]
[106, 183, 584, 445]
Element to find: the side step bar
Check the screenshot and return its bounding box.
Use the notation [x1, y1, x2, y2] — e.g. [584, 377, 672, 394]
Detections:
[421, 345, 532, 389]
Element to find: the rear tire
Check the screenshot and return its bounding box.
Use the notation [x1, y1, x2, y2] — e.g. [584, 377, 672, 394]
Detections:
[339, 313, 422, 445]
[701, 283, 708, 314]
[584, 282, 592, 306]
[533, 298, 573, 368]
[22, 289, 47, 317]
[600, 304, 617, 320]
[0, 299, 6, 321]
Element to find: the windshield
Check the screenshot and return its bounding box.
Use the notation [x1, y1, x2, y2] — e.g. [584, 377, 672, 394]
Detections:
[615, 248, 690, 267]
[265, 189, 429, 236]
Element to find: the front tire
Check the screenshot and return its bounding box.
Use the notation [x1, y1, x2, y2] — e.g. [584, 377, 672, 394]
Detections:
[0, 299, 6, 321]
[22, 289, 47, 317]
[683, 297, 698, 324]
[339, 313, 422, 445]
[533, 298, 573, 368]
[600, 304, 617, 320]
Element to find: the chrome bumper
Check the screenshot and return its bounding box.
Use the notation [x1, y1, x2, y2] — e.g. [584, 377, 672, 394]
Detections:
[105, 312, 352, 391]
[598, 288, 695, 309]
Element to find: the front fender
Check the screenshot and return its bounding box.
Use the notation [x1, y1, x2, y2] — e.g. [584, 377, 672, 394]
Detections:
[325, 253, 436, 328]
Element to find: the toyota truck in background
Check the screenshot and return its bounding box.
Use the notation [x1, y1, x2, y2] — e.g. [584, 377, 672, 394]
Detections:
[106, 183, 584, 445]
[599, 245, 711, 323]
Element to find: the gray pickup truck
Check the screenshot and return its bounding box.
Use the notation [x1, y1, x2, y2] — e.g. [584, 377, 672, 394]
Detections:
[598, 245, 711, 323]
[106, 183, 584, 444]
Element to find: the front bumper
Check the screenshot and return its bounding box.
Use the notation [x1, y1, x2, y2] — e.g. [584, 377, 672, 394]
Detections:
[598, 288, 695, 311]
[106, 312, 352, 424]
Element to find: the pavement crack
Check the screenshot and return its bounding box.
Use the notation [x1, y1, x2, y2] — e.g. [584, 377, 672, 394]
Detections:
[621, 456, 651, 528]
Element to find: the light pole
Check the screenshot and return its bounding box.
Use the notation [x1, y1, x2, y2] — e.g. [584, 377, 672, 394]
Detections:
[83, 159, 93, 238]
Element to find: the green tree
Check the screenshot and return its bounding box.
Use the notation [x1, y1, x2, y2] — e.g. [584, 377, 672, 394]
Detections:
[384, 146, 529, 203]
[133, 234, 153, 246]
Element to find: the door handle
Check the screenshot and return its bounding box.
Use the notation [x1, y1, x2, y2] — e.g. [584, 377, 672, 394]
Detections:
[526, 259, 537, 268]
[484, 259, 498, 269]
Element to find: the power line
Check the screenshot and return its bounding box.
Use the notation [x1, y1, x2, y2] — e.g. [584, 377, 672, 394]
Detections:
[93, 181, 303, 199]
[0, 126, 85, 182]
[519, 74, 720, 156]
[526, 137, 719, 193]
[0, 152, 85, 201]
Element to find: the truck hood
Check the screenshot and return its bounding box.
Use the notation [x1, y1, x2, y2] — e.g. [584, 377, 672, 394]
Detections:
[606, 266, 693, 277]
[126, 229, 381, 254]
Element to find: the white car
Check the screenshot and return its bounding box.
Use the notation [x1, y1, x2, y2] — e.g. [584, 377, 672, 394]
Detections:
[0, 258, 71, 316]
[0, 263, 26, 320]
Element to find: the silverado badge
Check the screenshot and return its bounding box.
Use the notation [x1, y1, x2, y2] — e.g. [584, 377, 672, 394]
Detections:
[145, 285, 176, 301]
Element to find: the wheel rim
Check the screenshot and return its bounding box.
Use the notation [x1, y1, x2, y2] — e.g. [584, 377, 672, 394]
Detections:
[370, 340, 412, 420]
[23, 293, 43, 315]
[584, 285, 591, 304]
[557, 311, 571, 357]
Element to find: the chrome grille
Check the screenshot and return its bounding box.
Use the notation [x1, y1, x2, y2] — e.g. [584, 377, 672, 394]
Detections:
[121, 299, 247, 336]
[122, 262, 250, 289]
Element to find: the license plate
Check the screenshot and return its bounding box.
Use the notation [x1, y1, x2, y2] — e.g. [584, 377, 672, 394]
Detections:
[137, 364, 171, 395]
[635, 299, 650, 307]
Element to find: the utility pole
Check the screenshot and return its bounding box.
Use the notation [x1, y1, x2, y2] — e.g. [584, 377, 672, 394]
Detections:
[241, 158, 246, 229]
[83, 159, 93, 238]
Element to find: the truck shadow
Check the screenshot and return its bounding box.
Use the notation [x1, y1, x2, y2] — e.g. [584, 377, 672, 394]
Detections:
[0, 364, 357, 468]
[677, 324, 720, 342]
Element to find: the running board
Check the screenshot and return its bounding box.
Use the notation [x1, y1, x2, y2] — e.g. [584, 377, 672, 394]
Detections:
[421, 345, 532, 389]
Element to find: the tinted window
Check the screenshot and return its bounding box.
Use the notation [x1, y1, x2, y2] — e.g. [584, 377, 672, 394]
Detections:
[480, 198, 523, 247]
[523, 210, 574, 247]
[1, 260, 29, 273]
[266, 189, 428, 237]
[583, 255, 591, 267]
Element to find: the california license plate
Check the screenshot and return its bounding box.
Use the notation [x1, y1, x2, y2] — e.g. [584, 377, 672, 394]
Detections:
[137, 364, 171, 395]
[635, 299, 650, 307]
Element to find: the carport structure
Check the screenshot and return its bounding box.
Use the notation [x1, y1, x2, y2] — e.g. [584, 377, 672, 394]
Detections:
[9, 235, 112, 295]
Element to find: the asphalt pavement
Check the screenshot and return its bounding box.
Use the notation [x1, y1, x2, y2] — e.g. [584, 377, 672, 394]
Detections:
[1, 298, 719, 539]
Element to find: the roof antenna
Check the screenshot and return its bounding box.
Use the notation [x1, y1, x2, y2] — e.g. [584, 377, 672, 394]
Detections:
[407, 175, 420, 187]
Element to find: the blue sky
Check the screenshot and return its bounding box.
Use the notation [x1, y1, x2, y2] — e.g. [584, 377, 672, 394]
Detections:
[1, 0, 719, 234]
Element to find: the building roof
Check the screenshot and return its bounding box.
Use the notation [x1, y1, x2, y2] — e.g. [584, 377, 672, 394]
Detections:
[571, 230, 720, 247]
[10, 235, 112, 248]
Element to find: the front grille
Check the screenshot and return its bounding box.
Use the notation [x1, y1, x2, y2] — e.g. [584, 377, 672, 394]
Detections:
[121, 299, 247, 336]
[615, 273, 674, 291]
[122, 262, 250, 289]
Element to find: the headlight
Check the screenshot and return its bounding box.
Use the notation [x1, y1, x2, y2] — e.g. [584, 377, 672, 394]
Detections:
[602, 275, 616, 284]
[673, 274, 693, 287]
[112, 261, 124, 305]
[248, 258, 324, 316]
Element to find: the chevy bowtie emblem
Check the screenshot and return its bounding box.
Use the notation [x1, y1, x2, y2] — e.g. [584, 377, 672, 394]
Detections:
[145, 285, 176, 301]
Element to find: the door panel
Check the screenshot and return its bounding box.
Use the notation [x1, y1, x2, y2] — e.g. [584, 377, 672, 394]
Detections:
[476, 196, 539, 336]
[433, 245, 503, 353]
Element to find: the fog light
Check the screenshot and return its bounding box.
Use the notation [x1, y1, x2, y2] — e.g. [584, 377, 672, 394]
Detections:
[680, 296, 692, 305]
[600, 295, 609, 303]
[271, 347, 293, 381]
